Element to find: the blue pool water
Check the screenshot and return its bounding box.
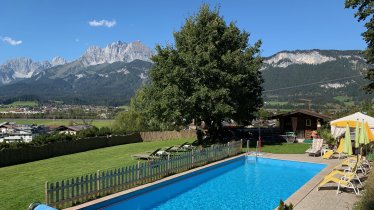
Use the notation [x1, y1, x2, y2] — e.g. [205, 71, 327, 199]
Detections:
[86, 157, 326, 210]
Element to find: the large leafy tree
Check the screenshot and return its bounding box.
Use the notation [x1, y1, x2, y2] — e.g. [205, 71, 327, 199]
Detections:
[146, 5, 263, 142]
[346, 0, 374, 93]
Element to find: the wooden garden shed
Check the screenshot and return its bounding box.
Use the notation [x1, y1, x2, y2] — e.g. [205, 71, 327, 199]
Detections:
[272, 110, 331, 139]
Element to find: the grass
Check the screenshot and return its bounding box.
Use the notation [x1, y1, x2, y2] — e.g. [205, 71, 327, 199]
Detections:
[0, 137, 195, 210]
[344, 101, 355, 106]
[333, 95, 352, 102]
[334, 95, 355, 106]
[0, 107, 12, 112]
[0, 119, 114, 128]
[7, 100, 39, 107]
[245, 143, 310, 154]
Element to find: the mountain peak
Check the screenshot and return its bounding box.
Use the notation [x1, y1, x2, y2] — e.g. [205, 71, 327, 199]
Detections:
[264, 50, 337, 68]
[80, 40, 153, 66]
[51, 56, 67, 66]
[0, 57, 52, 84]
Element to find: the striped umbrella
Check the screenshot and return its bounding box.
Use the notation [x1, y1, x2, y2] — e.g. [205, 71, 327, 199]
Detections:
[344, 124, 353, 156]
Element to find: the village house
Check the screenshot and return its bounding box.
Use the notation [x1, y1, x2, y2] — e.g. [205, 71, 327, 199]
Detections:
[0, 122, 47, 143]
[54, 125, 92, 135]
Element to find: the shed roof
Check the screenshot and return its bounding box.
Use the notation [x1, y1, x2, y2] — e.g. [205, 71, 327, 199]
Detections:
[271, 109, 331, 120]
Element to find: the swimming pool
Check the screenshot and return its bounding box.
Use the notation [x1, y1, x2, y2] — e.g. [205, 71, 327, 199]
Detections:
[82, 156, 326, 210]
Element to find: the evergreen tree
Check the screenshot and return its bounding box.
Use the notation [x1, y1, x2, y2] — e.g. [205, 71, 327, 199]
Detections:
[346, 0, 374, 93]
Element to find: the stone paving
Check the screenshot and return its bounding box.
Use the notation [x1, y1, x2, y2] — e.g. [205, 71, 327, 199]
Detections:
[263, 153, 362, 210]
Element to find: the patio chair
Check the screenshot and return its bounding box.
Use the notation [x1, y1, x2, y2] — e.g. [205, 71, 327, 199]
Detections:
[334, 155, 368, 176]
[309, 139, 323, 157]
[335, 138, 345, 159]
[305, 138, 318, 154]
[169, 142, 190, 152]
[323, 159, 363, 186]
[322, 150, 334, 159]
[131, 148, 163, 160]
[317, 167, 360, 195]
[169, 140, 198, 152]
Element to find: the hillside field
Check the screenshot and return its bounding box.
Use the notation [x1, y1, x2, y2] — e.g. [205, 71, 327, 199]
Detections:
[0, 118, 114, 128]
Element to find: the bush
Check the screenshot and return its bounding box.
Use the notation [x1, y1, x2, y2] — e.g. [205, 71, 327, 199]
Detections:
[0, 141, 28, 150]
[319, 128, 335, 147]
[278, 199, 293, 210]
[31, 133, 76, 146]
[354, 171, 374, 210]
[2, 126, 114, 150]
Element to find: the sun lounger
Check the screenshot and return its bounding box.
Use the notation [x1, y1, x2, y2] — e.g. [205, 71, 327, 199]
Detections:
[334, 155, 368, 176]
[169, 142, 190, 152]
[335, 138, 345, 159]
[309, 139, 323, 157]
[322, 150, 334, 159]
[169, 141, 198, 152]
[131, 148, 163, 160]
[317, 172, 360, 195]
[322, 139, 345, 159]
[305, 139, 318, 154]
[318, 161, 361, 195]
[325, 159, 363, 185]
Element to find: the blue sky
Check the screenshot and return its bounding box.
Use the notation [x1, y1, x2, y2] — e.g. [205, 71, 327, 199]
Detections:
[0, 0, 366, 63]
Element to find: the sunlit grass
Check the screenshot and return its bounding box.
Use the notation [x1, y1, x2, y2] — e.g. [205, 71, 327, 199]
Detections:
[0, 137, 195, 209]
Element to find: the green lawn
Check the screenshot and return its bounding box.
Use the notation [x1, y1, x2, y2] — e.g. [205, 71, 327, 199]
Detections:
[334, 95, 355, 106]
[0, 119, 114, 128]
[344, 101, 355, 106]
[333, 95, 352, 102]
[246, 143, 310, 154]
[0, 107, 12, 112]
[8, 100, 39, 107]
[0, 138, 195, 209]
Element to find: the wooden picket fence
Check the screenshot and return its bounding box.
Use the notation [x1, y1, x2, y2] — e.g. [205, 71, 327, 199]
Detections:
[45, 141, 242, 209]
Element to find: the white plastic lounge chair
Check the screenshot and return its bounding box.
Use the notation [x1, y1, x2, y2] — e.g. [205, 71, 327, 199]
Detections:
[309, 139, 323, 157]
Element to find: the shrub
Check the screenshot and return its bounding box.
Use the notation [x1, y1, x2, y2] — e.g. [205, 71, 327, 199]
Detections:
[278, 199, 293, 210]
[354, 171, 374, 210]
[319, 128, 335, 146]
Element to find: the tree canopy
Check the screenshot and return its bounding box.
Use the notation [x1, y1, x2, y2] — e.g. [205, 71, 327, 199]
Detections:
[144, 5, 263, 141]
[346, 0, 374, 93]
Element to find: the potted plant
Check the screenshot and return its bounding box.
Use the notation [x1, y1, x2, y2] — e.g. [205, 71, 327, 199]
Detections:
[318, 128, 335, 149]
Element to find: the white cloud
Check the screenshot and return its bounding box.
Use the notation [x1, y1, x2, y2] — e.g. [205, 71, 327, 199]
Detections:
[2, 36, 22, 46]
[88, 19, 116, 28]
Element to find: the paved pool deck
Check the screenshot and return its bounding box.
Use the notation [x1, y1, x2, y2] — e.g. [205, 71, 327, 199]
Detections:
[262, 153, 362, 210]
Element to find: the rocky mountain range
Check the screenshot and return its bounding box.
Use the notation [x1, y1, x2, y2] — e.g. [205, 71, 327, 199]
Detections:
[261, 49, 372, 108]
[0, 41, 153, 86]
[0, 43, 372, 106]
[79, 40, 153, 66]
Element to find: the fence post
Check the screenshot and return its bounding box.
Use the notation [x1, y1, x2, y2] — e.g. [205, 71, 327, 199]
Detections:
[167, 154, 170, 173]
[240, 139, 243, 151]
[96, 170, 100, 195]
[45, 181, 49, 205]
[137, 161, 140, 181]
[191, 149, 194, 167]
[227, 142, 230, 156]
